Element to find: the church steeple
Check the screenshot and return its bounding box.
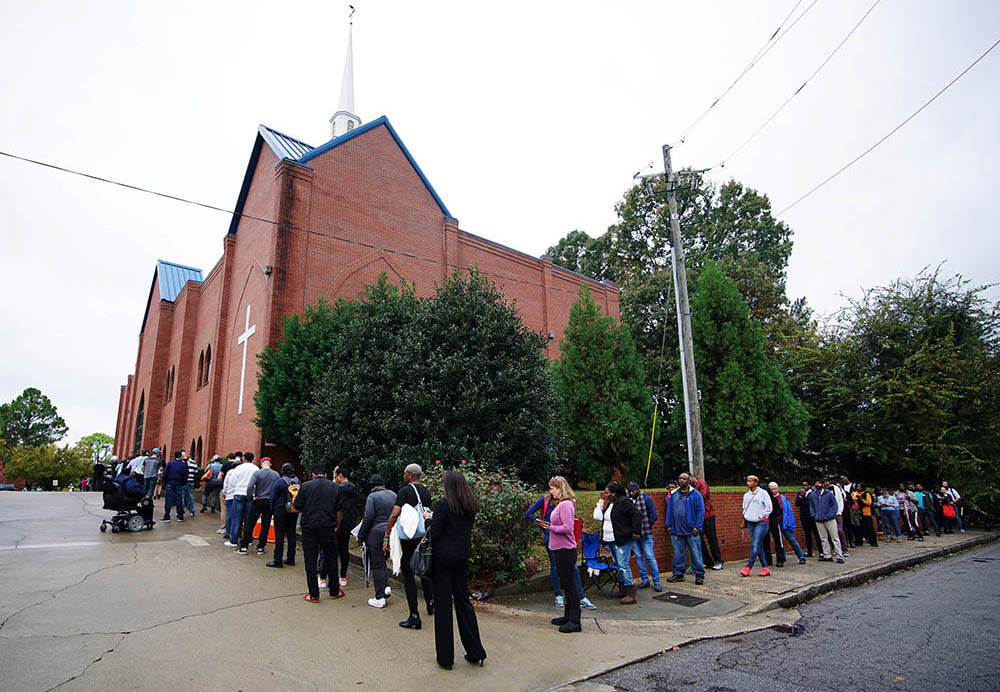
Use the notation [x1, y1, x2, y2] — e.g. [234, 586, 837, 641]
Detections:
[330, 7, 361, 138]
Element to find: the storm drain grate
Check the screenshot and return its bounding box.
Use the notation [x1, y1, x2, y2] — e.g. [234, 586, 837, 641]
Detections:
[653, 591, 709, 607]
[972, 558, 998, 563]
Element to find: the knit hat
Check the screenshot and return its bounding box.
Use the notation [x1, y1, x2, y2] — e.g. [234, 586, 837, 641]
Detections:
[626, 482, 640, 490]
[369, 474, 385, 487]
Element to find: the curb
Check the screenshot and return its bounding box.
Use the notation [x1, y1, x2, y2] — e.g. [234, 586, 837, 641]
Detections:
[545, 531, 1000, 692]
[752, 531, 1000, 614]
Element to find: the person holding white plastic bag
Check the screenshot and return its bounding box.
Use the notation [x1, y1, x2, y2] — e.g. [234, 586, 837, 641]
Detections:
[384, 463, 434, 630]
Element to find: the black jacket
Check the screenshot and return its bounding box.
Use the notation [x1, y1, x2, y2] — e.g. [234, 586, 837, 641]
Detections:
[336, 481, 358, 536]
[293, 477, 340, 530]
[604, 496, 642, 546]
[429, 498, 475, 563]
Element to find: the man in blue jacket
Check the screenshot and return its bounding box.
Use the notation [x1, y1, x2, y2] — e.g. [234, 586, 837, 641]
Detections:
[627, 482, 662, 591]
[809, 479, 844, 563]
[161, 451, 189, 522]
[664, 474, 706, 585]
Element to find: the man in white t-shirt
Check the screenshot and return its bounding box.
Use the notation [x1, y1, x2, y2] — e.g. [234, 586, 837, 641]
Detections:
[832, 480, 850, 557]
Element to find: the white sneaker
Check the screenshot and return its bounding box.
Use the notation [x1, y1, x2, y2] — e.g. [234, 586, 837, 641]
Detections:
[384, 586, 391, 596]
[368, 597, 386, 608]
[318, 578, 328, 589]
[216, 528, 225, 534]
[555, 595, 564, 608]
[711, 562, 724, 571]
[339, 577, 348, 587]
[223, 541, 236, 547]
[581, 597, 597, 610]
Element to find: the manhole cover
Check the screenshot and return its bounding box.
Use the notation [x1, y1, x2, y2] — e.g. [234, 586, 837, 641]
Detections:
[654, 591, 709, 607]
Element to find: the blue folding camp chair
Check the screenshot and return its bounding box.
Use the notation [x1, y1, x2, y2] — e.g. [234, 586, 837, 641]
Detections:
[581, 530, 621, 599]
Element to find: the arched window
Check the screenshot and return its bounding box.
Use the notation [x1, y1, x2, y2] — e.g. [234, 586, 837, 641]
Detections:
[204, 345, 211, 384]
[132, 392, 145, 454]
[190, 439, 196, 460]
[165, 370, 171, 402]
[196, 436, 203, 463]
[198, 352, 205, 388]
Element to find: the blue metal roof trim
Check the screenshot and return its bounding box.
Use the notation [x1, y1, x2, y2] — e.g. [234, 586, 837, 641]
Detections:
[298, 116, 456, 221]
[140, 260, 204, 334]
[542, 255, 613, 286]
[258, 125, 314, 162]
[156, 260, 203, 302]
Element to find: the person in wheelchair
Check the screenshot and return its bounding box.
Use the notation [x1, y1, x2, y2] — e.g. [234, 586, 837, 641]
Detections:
[104, 469, 154, 530]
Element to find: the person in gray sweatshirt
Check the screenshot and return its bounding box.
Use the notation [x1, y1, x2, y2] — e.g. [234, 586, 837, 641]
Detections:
[358, 474, 397, 608]
[238, 458, 280, 554]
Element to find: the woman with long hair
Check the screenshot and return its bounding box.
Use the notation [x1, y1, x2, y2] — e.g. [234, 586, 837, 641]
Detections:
[430, 470, 487, 670]
[547, 475, 582, 633]
[593, 480, 642, 604]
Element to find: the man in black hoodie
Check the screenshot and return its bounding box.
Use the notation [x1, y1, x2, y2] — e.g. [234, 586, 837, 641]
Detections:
[267, 464, 300, 568]
[293, 465, 342, 602]
[333, 465, 358, 588]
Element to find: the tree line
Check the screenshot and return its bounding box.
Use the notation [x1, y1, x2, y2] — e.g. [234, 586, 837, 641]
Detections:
[0, 388, 113, 488]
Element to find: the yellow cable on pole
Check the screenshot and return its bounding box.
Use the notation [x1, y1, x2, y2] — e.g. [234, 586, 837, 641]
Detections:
[644, 403, 658, 485]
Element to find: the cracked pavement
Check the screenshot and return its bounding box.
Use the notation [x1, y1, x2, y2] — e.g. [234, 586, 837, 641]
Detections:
[589, 542, 1000, 692]
[3, 493, 989, 691]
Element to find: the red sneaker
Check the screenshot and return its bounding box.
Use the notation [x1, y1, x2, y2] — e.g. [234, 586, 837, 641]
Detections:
[740, 566, 751, 577]
[330, 589, 345, 599]
[759, 568, 771, 577]
[303, 594, 319, 603]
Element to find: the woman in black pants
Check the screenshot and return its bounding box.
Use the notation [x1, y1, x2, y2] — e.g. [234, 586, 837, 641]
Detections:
[430, 470, 487, 670]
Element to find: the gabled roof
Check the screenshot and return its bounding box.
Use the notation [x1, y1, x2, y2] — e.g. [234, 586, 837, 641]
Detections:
[140, 260, 203, 334]
[229, 116, 455, 237]
[258, 125, 313, 162]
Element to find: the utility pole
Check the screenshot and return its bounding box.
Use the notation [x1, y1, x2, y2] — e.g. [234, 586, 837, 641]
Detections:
[663, 144, 705, 479]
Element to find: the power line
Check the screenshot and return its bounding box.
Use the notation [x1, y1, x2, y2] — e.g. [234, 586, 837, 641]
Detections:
[671, 0, 820, 147]
[0, 150, 610, 301]
[717, 0, 881, 169]
[776, 35, 1000, 217]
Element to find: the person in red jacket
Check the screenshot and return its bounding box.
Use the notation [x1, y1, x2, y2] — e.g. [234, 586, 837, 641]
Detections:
[687, 473, 723, 570]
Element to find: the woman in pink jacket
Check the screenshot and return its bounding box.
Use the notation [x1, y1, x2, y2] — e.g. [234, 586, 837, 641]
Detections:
[546, 475, 582, 633]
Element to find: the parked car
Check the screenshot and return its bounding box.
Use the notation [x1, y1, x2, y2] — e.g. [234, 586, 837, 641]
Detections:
[0, 483, 17, 491]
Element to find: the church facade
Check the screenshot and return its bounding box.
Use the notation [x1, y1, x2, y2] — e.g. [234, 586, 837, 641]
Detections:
[111, 116, 619, 464]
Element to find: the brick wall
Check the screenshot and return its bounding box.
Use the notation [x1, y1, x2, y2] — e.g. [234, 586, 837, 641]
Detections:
[114, 120, 621, 464]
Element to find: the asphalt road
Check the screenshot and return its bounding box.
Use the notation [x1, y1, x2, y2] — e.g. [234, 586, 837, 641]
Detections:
[593, 541, 1000, 692]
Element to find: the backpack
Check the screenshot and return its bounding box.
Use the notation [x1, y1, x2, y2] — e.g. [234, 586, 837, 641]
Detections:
[285, 481, 301, 513]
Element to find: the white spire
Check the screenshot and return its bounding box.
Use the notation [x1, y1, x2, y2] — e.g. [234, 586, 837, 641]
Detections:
[330, 7, 361, 138]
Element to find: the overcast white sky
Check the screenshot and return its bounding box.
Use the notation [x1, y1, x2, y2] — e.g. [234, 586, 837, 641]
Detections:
[1, 0, 998, 445]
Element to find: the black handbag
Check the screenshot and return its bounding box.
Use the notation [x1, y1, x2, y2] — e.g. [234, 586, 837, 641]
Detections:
[410, 533, 433, 577]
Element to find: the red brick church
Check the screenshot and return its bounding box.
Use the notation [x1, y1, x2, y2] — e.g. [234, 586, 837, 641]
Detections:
[112, 30, 619, 465]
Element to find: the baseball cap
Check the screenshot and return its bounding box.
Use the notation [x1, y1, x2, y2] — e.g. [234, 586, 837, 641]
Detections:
[152, 448, 161, 454]
[626, 482, 640, 490]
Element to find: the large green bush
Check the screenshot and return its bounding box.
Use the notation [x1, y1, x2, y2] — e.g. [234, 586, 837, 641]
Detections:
[422, 462, 534, 587]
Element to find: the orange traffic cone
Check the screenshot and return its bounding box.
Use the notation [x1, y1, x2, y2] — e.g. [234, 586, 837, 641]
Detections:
[251, 517, 276, 543]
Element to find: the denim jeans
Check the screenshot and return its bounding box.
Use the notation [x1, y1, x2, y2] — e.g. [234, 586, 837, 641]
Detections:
[164, 483, 184, 519]
[229, 496, 249, 545]
[225, 499, 235, 536]
[144, 477, 157, 498]
[746, 520, 770, 568]
[634, 534, 662, 586]
[611, 540, 637, 587]
[881, 508, 901, 537]
[183, 483, 195, 516]
[670, 534, 705, 576]
[546, 547, 585, 597]
[780, 528, 805, 559]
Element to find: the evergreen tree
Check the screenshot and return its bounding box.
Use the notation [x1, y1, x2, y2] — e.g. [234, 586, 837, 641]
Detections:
[302, 270, 560, 487]
[255, 298, 356, 453]
[553, 284, 651, 483]
[685, 262, 807, 478]
[0, 387, 68, 447]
